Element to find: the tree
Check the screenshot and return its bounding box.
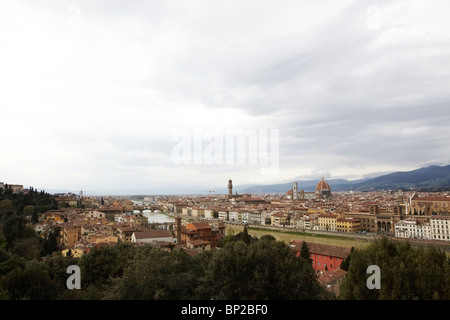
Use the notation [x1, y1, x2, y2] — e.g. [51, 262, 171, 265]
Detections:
[241, 224, 250, 244]
[12, 238, 41, 260]
[339, 247, 355, 271]
[299, 240, 313, 265]
[31, 206, 39, 223]
[79, 242, 135, 289]
[339, 237, 450, 300]
[198, 238, 329, 300]
[0, 260, 60, 300]
[234, 225, 253, 244]
[22, 205, 35, 218]
[260, 234, 276, 241]
[106, 246, 202, 300]
[219, 227, 235, 247]
[0, 200, 14, 216]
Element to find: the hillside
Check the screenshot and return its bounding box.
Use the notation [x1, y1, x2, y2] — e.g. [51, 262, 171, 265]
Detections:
[352, 165, 450, 190]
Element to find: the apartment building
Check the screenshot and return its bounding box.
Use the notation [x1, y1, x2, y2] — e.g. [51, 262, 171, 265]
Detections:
[218, 210, 229, 221]
[430, 216, 450, 241]
[395, 218, 431, 240]
[271, 211, 289, 227]
[290, 240, 351, 272]
[318, 213, 338, 232]
[179, 221, 225, 248]
[191, 207, 205, 218]
[337, 217, 360, 233]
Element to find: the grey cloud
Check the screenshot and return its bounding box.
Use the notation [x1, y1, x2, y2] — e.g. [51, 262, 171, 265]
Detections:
[3, 0, 449, 192]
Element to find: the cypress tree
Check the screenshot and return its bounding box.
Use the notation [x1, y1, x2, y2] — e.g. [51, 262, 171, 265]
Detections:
[299, 240, 313, 265]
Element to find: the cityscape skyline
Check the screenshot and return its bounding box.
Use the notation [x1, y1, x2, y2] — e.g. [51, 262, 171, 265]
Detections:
[1, 0, 449, 194]
[2, 163, 449, 196]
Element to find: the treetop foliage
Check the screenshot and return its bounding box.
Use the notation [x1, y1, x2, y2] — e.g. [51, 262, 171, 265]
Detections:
[339, 237, 450, 300]
[0, 235, 331, 300]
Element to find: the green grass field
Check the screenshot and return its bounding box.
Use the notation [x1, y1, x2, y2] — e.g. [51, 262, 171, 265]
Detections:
[226, 225, 372, 250]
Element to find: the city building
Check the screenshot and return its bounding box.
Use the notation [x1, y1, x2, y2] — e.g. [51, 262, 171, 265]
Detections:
[98, 206, 125, 220]
[130, 214, 149, 227]
[218, 210, 228, 221]
[62, 225, 81, 247]
[318, 213, 338, 232]
[337, 217, 360, 233]
[83, 210, 106, 219]
[42, 211, 66, 224]
[131, 229, 176, 244]
[204, 209, 213, 219]
[318, 269, 348, 297]
[290, 240, 351, 272]
[343, 204, 404, 234]
[430, 215, 450, 241]
[395, 218, 431, 240]
[116, 225, 141, 243]
[228, 210, 239, 222]
[303, 213, 318, 230]
[408, 194, 450, 216]
[248, 210, 268, 225]
[191, 207, 205, 218]
[270, 211, 289, 227]
[0, 182, 20, 192]
[178, 221, 225, 248]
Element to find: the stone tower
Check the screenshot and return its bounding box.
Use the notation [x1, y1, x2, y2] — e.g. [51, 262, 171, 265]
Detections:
[175, 216, 182, 245]
[228, 179, 233, 195]
[292, 182, 298, 201]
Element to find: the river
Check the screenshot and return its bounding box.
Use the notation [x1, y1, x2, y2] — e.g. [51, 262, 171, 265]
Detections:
[138, 209, 175, 224]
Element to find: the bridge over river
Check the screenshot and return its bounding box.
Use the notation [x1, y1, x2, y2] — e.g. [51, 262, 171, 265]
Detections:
[132, 205, 164, 212]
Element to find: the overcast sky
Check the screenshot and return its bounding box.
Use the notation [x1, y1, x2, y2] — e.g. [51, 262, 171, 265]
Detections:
[1, 0, 449, 195]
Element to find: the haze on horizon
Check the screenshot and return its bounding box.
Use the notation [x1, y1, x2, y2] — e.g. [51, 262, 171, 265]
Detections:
[1, 0, 449, 195]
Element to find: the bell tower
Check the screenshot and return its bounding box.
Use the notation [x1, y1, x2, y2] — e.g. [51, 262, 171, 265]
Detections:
[292, 182, 298, 201]
[175, 216, 182, 245]
[228, 179, 233, 195]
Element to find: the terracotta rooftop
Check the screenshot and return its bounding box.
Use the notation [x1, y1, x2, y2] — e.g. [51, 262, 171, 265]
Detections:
[133, 229, 173, 239]
[290, 240, 351, 259]
[412, 196, 450, 202]
[318, 269, 347, 286]
[188, 239, 211, 246]
[186, 222, 212, 230]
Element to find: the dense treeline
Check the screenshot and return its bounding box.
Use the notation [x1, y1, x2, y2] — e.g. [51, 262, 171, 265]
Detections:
[0, 231, 332, 300]
[339, 237, 450, 300]
[0, 186, 59, 254]
[0, 186, 59, 217]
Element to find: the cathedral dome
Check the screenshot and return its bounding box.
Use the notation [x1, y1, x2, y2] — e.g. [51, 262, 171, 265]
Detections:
[315, 176, 331, 197]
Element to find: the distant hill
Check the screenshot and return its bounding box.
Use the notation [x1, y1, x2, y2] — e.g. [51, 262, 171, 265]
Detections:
[351, 165, 450, 191]
[238, 165, 450, 194]
[239, 178, 369, 194]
